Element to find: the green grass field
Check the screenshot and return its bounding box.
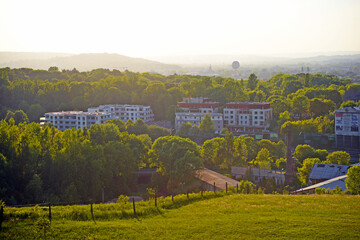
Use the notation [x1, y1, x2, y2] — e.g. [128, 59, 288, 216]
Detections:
[1, 194, 360, 239]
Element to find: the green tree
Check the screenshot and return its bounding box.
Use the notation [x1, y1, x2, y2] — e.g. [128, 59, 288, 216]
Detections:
[244, 136, 258, 161]
[314, 149, 328, 162]
[254, 148, 272, 169]
[177, 122, 192, 138]
[48, 66, 59, 72]
[106, 119, 126, 132]
[309, 98, 335, 117]
[247, 73, 259, 90]
[345, 165, 360, 194]
[201, 137, 224, 167]
[131, 119, 149, 135]
[63, 182, 79, 202]
[270, 98, 289, 119]
[275, 158, 287, 170]
[278, 111, 290, 127]
[25, 174, 43, 203]
[233, 136, 247, 167]
[150, 136, 203, 192]
[291, 95, 309, 119]
[340, 100, 358, 108]
[147, 125, 169, 141]
[282, 80, 303, 96]
[199, 113, 215, 137]
[298, 158, 321, 185]
[27, 104, 45, 122]
[325, 151, 351, 165]
[294, 144, 315, 165]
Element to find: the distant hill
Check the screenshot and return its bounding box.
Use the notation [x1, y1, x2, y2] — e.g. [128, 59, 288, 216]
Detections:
[288, 54, 360, 64]
[150, 53, 360, 66]
[0, 52, 73, 64]
[0, 52, 181, 74]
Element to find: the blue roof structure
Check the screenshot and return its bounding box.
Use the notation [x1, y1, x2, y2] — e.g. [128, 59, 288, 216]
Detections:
[309, 163, 350, 180]
[292, 175, 347, 194]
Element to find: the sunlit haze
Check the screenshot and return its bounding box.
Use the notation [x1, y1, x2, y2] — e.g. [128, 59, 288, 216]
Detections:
[0, 0, 359, 58]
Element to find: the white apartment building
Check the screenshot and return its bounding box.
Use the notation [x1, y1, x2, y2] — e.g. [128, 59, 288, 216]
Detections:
[335, 106, 360, 149]
[175, 112, 224, 133]
[175, 97, 223, 134]
[223, 102, 272, 134]
[43, 111, 112, 131]
[88, 104, 154, 123]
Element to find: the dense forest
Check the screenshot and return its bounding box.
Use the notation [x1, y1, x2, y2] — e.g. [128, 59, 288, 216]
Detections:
[0, 67, 359, 204]
[1, 67, 358, 128]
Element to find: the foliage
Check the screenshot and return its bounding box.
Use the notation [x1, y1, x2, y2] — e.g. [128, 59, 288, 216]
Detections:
[254, 148, 272, 169]
[117, 195, 129, 205]
[0, 120, 150, 204]
[325, 151, 351, 165]
[0, 68, 357, 204]
[199, 113, 215, 137]
[34, 216, 51, 240]
[298, 158, 321, 185]
[345, 165, 360, 194]
[294, 144, 316, 164]
[150, 136, 203, 192]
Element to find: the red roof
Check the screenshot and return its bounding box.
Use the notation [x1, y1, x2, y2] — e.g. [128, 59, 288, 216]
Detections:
[225, 102, 271, 110]
[178, 102, 220, 108]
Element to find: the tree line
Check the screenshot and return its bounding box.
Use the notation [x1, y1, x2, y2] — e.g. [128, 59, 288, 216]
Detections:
[1, 116, 359, 205]
[1, 67, 358, 132]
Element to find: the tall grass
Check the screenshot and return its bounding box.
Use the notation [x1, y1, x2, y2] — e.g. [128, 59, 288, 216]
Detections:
[4, 190, 237, 221]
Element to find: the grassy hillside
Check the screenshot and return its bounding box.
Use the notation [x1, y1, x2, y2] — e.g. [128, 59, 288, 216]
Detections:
[1, 194, 360, 239]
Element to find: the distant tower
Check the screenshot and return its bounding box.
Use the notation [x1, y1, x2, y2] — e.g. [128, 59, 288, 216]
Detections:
[232, 61, 240, 70]
[301, 66, 304, 72]
[285, 129, 296, 185]
[307, 66, 310, 73]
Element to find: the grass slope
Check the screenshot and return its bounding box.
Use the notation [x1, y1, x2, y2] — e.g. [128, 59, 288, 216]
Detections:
[1, 194, 360, 239]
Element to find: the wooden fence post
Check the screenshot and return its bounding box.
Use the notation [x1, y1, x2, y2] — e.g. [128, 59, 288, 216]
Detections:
[132, 198, 136, 216]
[226, 182, 228, 193]
[48, 203, 51, 223]
[172, 195, 174, 202]
[213, 182, 216, 193]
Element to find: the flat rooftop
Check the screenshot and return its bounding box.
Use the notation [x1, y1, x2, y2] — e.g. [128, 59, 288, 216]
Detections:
[45, 111, 111, 115]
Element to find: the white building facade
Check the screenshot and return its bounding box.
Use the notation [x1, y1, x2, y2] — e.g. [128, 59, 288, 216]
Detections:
[88, 104, 154, 123]
[223, 102, 272, 135]
[335, 106, 360, 149]
[175, 97, 223, 134]
[43, 111, 112, 131]
[175, 112, 224, 133]
[42, 104, 154, 131]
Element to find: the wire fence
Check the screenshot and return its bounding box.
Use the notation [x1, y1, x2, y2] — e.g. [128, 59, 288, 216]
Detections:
[1, 182, 251, 229]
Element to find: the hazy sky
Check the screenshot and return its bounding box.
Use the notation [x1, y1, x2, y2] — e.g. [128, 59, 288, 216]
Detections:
[0, 0, 359, 57]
